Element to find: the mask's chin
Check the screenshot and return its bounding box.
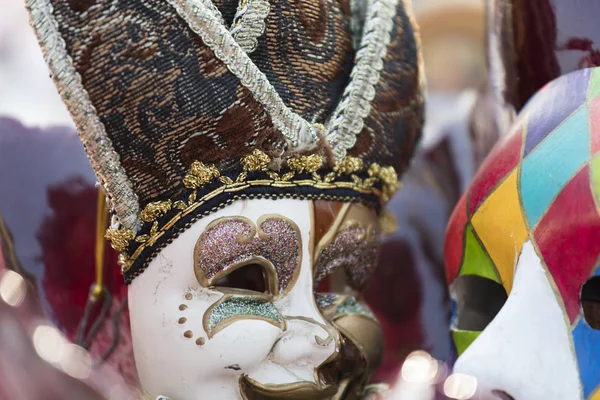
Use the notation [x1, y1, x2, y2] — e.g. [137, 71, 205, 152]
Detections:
[238, 375, 337, 400]
[240, 326, 375, 400]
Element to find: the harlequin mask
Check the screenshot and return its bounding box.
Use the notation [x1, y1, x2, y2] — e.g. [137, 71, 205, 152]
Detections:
[445, 68, 600, 399]
[26, 0, 423, 398]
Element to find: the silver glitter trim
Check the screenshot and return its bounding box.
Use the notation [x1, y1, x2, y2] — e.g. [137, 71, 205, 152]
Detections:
[325, 0, 399, 162]
[169, 0, 318, 150]
[230, 0, 270, 53]
[26, 0, 140, 231]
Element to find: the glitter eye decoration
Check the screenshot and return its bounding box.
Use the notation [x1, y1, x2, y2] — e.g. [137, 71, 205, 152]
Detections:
[581, 276, 600, 330]
[451, 275, 508, 331]
[194, 215, 302, 296]
[314, 223, 381, 291]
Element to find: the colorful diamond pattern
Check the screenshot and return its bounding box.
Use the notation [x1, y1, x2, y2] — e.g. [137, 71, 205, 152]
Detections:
[592, 154, 600, 203]
[459, 224, 499, 283]
[468, 128, 523, 215]
[444, 194, 467, 284]
[521, 106, 590, 227]
[591, 97, 600, 155]
[452, 330, 481, 357]
[534, 166, 600, 322]
[524, 68, 590, 156]
[471, 169, 527, 293]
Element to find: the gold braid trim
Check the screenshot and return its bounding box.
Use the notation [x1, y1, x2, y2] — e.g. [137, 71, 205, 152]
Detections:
[105, 150, 400, 273]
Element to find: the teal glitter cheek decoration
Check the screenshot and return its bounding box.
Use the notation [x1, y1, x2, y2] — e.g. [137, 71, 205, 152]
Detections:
[204, 296, 283, 337]
[315, 293, 340, 310]
[335, 296, 376, 320]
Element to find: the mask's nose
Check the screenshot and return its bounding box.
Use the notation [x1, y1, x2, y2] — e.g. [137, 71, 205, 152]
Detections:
[269, 259, 340, 382]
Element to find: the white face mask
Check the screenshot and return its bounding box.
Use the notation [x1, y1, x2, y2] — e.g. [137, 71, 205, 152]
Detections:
[451, 241, 583, 400]
[129, 198, 384, 400]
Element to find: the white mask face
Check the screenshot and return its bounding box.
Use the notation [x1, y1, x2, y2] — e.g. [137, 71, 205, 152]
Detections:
[452, 241, 582, 399]
[128, 198, 383, 400]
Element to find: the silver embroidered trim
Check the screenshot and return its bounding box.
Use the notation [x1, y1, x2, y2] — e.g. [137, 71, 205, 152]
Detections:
[169, 0, 318, 150]
[194, 0, 225, 25]
[230, 0, 270, 54]
[26, 0, 140, 231]
[325, 0, 399, 162]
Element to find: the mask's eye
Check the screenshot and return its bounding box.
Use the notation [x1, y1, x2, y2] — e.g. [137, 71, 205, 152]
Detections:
[451, 275, 508, 331]
[213, 263, 268, 294]
[582, 276, 600, 330]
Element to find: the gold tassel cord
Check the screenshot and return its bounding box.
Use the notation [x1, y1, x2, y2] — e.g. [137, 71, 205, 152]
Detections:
[76, 190, 112, 350]
[93, 190, 109, 298]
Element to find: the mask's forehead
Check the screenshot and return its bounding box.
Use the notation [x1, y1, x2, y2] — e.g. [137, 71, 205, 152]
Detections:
[445, 68, 600, 322]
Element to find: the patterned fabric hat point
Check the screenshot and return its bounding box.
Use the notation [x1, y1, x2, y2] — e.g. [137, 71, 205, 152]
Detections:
[27, 0, 424, 283]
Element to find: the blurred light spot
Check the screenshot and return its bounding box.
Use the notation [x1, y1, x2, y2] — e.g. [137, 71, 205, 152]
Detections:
[0, 270, 26, 307]
[33, 324, 66, 364]
[59, 343, 91, 379]
[444, 373, 477, 399]
[401, 350, 439, 383]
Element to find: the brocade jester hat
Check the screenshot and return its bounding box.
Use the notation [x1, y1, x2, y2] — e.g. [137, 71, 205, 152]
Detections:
[27, 0, 424, 283]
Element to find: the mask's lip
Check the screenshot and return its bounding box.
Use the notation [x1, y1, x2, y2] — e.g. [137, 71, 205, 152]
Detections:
[238, 374, 338, 400]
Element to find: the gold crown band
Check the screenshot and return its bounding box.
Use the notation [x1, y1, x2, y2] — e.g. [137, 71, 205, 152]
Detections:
[106, 150, 400, 275]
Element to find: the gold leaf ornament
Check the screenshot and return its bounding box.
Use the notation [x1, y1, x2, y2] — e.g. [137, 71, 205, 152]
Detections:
[139, 200, 173, 223]
[173, 200, 187, 210]
[184, 161, 220, 189]
[118, 253, 132, 272]
[105, 228, 135, 252]
[219, 176, 234, 185]
[378, 166, 399, 201]
[281, 172, 295, 181]
[287, 154, 323, 173]
[334, 156, 364, 174]
[241, 149, 271, 171]
[367, 163, 382, 177]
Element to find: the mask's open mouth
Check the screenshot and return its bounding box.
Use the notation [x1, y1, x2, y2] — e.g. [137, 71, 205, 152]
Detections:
[239, 374, 338, 400]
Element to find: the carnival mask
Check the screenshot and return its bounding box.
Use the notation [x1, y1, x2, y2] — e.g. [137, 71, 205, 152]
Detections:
[27, 0, 423, 398]
[130, 199, 386, 399]
[445, 68, 600, 399]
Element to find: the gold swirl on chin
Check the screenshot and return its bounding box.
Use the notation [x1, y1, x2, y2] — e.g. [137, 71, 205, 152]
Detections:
[314, 293, 384, 400]
[331, 314, 384, 379]
[239, 375, 338, 400]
